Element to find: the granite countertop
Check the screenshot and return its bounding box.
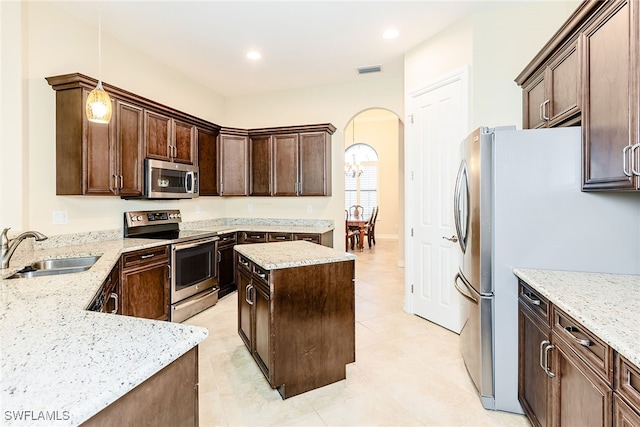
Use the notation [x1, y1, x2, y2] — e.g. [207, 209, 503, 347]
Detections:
[0, 219, 336, 425]
[513, 268, 640, 367]
[235, 240, 355, 270]
[0, 239, 208, 426]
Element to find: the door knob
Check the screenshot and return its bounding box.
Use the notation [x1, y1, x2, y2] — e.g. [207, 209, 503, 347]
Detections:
[442, 235, 458, 243]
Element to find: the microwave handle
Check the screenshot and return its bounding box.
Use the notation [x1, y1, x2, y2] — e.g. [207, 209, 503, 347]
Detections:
[186, 171, 195, 193]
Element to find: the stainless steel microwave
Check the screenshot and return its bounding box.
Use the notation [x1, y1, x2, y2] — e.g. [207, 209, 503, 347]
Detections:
[143, 158, 199, 199]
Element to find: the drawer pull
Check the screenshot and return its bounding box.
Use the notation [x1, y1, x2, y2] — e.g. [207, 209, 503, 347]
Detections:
[140, 253, 155, 259]
[523, 292, 541, 306]
[249, 235, 262, 239]
[257, 272, 267, 279]
[275, 236, 286, 240]
[565, 326, 591, 347]
[239, 259, 249, 267]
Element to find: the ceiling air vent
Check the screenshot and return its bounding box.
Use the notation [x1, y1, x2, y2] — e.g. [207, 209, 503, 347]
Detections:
[357, 65, 382, 74]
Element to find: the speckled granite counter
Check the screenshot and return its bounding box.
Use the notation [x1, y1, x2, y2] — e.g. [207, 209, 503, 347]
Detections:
[234, 240, 355, 270]
[0, 219, 335, 425]
[0, 239, 208, 426]
[513, 268, 640, 368]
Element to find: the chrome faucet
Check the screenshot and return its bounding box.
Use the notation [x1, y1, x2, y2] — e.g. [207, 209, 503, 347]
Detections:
[1, 228, 48, 269]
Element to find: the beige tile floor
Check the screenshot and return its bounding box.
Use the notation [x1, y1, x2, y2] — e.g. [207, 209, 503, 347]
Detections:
[186, 238, 531, 426]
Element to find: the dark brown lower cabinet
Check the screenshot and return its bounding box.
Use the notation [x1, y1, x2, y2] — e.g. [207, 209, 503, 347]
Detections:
[518, 302, 551, 427]
[551, 333, 613, 427]
[615, 394, 640, 427]
[121, 246, 170, 321]
[83, 347, 198, 426]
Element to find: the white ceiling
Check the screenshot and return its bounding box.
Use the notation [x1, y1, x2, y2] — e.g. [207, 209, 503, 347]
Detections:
[50, 1, 531, 98]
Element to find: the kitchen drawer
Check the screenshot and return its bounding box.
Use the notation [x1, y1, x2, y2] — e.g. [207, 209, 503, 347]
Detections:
[293, 233, 320, 244]
[122, 245, 169, 270]
[553, 306, 613, 384]
[267, 232, 293, 242]
[252, 264, 269, 285]
[518, 279, 550, 325]
[237, 254, 252, 273]
[218, 232, 237, 247]
[240, 231, 267, 243]
[616, 354, 640, 411]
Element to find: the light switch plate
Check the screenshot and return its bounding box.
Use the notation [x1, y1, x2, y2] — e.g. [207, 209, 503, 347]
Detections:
[52, 211, 68, 224]
[247, 204, 253, 213]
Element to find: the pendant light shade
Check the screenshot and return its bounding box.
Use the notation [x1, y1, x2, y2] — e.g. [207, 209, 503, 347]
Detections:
[86, 14, 112, 124]
[86, 81, 112, 123]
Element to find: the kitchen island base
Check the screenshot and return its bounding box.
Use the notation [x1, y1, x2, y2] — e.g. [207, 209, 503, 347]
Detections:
[236, 241, 356, 399]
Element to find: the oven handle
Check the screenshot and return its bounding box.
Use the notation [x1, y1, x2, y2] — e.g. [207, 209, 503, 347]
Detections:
[173, 236, 220, 251]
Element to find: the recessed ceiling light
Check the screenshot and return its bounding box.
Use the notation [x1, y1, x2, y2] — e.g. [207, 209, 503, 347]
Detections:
[382, 29, 399, 40]
[246, 51, 261, 60]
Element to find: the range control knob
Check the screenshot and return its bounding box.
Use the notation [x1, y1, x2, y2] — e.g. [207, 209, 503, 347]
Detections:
[137, 215, 143, 221]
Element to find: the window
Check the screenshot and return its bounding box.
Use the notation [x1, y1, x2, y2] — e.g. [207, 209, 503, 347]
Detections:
[345, 143, 378, 217]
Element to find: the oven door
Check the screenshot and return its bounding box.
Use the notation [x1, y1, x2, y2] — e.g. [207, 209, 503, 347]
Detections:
[171, 236, 218, 304]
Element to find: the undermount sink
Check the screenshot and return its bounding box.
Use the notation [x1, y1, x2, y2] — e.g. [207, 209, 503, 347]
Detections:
[6, 255, 101, 279]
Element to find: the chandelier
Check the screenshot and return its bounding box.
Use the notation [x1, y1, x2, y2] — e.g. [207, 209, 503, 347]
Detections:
[345, 121, 365, 178]
[345, 154, 364, 178]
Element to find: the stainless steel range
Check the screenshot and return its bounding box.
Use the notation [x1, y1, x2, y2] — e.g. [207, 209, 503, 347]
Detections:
[124, 209, 219, 322]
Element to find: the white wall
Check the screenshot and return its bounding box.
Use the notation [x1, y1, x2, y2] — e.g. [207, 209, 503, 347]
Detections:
[1, 1, 230, 237]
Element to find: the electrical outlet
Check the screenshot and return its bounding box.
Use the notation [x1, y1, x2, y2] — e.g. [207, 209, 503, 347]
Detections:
[307, 205, 313, 213]
[247, 204, 253, 213]
[52, 211, 68, 224]
[195, 205, 201, 213]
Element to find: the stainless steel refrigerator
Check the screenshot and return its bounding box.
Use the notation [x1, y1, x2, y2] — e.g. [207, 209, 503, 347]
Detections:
[452, 126, 640, 413]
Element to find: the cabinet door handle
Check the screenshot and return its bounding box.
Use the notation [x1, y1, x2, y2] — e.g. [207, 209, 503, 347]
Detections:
[632, 144, 640, 176]
[522, 291, 541, 306]
[245, 284, 253, 305]
[539, 340, 550, 371]
[112, 174, 118, 192]
[539, 102, 544, 122]
[109, 292, 118, 314]
[623, 144, 633, 177]
[119, 175, 124, 189]
[140, 253, 155, 259]
[543, 344, 555, 377]
[541, 100, 550, 121]
[564, 325, 591, 347]
[217, 251, 221, 263]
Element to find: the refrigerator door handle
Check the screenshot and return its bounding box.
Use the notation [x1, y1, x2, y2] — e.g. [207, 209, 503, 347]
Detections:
[454, 161, 469, 253]
[454, 272, 478, 304]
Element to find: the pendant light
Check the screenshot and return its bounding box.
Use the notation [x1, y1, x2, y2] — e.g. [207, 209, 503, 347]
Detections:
[86, 13, 112, 124]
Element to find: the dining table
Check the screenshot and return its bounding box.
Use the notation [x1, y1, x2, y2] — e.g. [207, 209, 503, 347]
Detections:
[346, 215, 370, 251]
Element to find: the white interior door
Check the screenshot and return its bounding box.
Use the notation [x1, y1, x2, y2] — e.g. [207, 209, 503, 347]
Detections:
[406, 70, 468, 334]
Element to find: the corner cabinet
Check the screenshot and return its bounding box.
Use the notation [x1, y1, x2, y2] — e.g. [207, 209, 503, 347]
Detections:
[46, 73, 220, 197]
[516, 0, 640, 191]
[218, 128, 249, 196]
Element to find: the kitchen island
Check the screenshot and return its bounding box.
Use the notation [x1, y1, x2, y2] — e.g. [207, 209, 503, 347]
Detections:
[235, 241, 356, 399]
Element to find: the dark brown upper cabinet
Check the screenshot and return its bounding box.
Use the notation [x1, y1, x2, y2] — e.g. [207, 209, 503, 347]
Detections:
[516, 0, 640, 191]
[197, 127, 220, 196]
[47, 73, 220, 197]
[249, 134, 273, 196]
[218, 128, 249, 196]
[246, 124, 335, 197]
[145, 111, 196, 165]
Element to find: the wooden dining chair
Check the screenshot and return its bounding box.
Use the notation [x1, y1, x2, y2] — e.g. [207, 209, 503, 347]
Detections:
[345, 210, 357, 250]
[364, 206, 378, 248]
[348, 205, 363, 219]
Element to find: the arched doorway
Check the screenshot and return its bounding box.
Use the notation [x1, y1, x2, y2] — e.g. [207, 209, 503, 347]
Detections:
[344, 108, 404, 262]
